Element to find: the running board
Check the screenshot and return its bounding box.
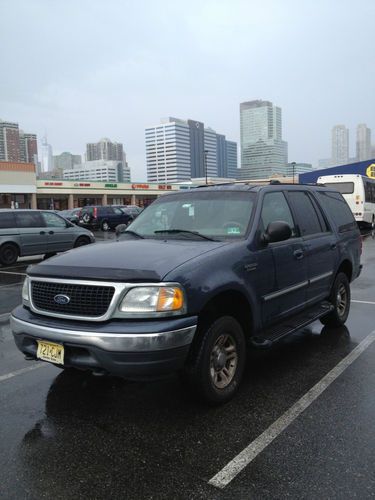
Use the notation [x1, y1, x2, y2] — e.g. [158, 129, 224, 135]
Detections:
[250, 301, 333, 348]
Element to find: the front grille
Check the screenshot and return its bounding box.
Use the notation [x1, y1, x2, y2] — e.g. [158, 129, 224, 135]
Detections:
[31, 281, 115, 317]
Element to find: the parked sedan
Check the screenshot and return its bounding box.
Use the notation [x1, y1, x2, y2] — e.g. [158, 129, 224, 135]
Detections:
[0, 209, 95, 266]
[59, 208, 82, 224]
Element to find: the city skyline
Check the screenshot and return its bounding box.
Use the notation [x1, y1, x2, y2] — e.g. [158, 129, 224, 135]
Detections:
[1, 1, 374, 180]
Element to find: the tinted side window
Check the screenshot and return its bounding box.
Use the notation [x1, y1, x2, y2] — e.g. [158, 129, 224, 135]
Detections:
[14, 212, 44, 228]
[42, 212, 68, 228]
[287, 191, 323, 236]
[0, 212, 16, 229]
[317, 191, 357, 232]
[112, 208, 123, 215]
[261, 192, 296, 235]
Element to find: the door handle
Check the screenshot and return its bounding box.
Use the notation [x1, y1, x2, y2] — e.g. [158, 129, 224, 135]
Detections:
[48, 231, 54, 235]
[293, 249, 304, 260]
[330, 243, 337, 250]
[40, 231, 45, 235]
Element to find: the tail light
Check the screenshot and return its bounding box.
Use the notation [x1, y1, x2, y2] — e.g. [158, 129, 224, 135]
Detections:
[93, 207, 98, 219]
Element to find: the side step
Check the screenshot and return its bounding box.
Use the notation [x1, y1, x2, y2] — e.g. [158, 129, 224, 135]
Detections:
[250, 301, 333, 348]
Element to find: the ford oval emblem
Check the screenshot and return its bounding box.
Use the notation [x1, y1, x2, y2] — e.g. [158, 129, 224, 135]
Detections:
[54, 294, 71, 305]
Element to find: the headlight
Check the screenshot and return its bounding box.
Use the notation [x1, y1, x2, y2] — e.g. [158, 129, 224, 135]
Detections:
[119, 286, 185, 315]
[22, 277, 30, 302]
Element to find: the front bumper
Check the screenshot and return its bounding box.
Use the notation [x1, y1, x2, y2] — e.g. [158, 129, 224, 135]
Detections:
[11, 306, 197, 378]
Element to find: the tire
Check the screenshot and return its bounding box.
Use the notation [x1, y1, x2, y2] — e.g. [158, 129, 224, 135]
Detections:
[0, 243, 19, 266]
[43, 252, 56, 260]
[74, 236, 91, 248]
[182, 316, 246, 405]
[101, 220, 110, 231]
[320, 272, 351, 327]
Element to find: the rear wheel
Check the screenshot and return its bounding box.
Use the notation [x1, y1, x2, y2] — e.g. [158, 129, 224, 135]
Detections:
[0, 243, 19, 266]
[74, 236, 91, 248]
[101, 220, 110, 231]
[320, 272, 351, 327]
[182, 316, 246, 405]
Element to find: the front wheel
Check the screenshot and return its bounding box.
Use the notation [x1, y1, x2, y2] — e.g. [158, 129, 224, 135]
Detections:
[320, 272, 351, 327]
[182, 316, 246, 405]
[0, 243, 19, 266]
[74, 236, 91, 248]
[101, 220, 110, 231]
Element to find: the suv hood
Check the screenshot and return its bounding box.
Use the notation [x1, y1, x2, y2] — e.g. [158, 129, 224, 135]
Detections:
[28, 238, 228, 282]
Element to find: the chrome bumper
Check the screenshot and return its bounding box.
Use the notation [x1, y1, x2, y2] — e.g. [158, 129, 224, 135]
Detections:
[10, 315, 197, 352]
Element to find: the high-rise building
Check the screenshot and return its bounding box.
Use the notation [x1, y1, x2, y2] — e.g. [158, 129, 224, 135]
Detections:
[0, 120, 38, 165]
[41, 136, 53, 173]
[356, 124, 372, 161]
[19, 132, 38, 165]
[331, 125, 349, 165]
[86, 138, 125, 163]
[63, 159, 131, 183]
[239, 100, 288, 179]
[0, 120, 21, 162]
[145, 117, 237, 183]
[53, 152, 82, 170]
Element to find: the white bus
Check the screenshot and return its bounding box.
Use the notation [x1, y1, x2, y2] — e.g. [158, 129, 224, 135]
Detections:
[318, 174, 375, 227]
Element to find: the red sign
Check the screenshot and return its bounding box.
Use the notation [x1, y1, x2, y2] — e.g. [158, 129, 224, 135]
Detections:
[74, 183, 91, 187]
[44, 182, 63, 186]
[158, 185, 172, 190]
[132, 184, 149, 189]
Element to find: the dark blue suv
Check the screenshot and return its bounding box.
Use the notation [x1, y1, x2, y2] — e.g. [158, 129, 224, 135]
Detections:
[79, 205, 132, 231]
[11, 183, 362, 404]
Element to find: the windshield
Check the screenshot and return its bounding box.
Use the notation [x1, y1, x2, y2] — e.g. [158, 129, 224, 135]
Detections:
[128, 191, 255, 240]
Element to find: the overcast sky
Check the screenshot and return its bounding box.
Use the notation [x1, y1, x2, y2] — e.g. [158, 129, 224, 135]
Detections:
[1, 0, 374, 180]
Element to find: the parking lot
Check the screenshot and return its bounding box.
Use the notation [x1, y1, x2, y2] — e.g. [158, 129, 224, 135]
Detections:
[1, 231, 375, 499]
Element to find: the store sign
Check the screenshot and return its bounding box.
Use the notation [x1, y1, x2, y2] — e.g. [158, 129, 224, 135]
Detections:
[132, 184, 149, 189]
[366, 164, 375, 179]
[44, 182, 63, 186]
[158, 185, 172, 190]
[105, 183, 118, 188]
[73, 183, 91, 187]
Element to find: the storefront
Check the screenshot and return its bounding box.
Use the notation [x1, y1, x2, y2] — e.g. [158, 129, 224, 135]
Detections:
[0, 162, 37, 209]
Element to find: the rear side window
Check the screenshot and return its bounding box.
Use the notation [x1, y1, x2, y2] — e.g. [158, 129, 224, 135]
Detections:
[323, 182, 354, 194]
[14, 212, 44, 228]
[0, 212, 16, 229]
[316, 191, 357, 232]
[287, 191, 324, 237]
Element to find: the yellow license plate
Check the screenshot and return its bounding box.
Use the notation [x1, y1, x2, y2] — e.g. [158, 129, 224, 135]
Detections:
[37, 340, 64, 365]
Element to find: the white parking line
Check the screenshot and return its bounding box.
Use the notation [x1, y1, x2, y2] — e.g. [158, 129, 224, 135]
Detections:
[351, 299, 375, 305]
[0, 363, 47, 383]
[209, 329, 375, 489]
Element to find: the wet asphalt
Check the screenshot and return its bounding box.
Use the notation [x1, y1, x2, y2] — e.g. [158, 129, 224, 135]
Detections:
[1, 231, 375, 499]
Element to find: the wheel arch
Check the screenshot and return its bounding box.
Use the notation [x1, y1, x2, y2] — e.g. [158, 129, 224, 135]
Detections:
[337, 259, 353, 282]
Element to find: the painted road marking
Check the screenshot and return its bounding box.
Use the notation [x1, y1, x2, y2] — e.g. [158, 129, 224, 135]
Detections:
[209, 329, 375, 489]
[0, 312, 10, 321]
[0, 363, 47, 383]
[0, 271, 27, 276]
[351, 299, 375, 305]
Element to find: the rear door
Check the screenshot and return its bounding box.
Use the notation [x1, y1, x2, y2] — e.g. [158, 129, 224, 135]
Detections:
[287, 190, 337, 304]
[14, 211, 47, 256]
[41, 211, 76, 252]
[260, 191, 309, 325]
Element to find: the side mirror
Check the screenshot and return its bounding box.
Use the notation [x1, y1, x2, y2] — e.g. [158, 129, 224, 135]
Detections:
[262, 221, 292, 245]
[115, 223, 128, 240]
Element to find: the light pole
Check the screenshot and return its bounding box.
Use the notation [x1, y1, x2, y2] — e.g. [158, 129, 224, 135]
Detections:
[204, 149, 209, 185]
[291, 161, 296, 184]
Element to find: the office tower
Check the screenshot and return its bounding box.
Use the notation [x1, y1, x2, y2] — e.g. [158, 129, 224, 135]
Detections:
[239, 100, 288, 179]
[53, 152, 82, 170]
[0, 120, 20, 162]
[63, 159, 131, 182]
[145, 117, 237, 183]
[86, 138, 125, 163]
[216, 135, 238, 178]
[19, 132, 38, 164]
[356, 124, 372, 161]
[41, 136, 53, 173]
[331, 125, 349, 165]
[226, 141, 238, 178]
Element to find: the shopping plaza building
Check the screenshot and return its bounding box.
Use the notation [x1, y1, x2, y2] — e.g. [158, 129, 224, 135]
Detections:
[0, 161, 181, 210]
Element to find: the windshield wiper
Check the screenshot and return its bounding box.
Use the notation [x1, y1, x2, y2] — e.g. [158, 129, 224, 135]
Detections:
[122, 230, 144, 238]
[154, 229, 217, 241]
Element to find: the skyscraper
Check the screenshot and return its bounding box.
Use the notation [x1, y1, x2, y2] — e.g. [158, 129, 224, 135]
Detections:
[53, 152, 82, 170]
[331, 125, 349, 165]
[86, 138, 125, 163]
[145, 117, 237, 183]
[19, 132, 38, 165]
[239, 100, 288, 179]
[356, 124, 372, 161]
[0, 120, 21, 162]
